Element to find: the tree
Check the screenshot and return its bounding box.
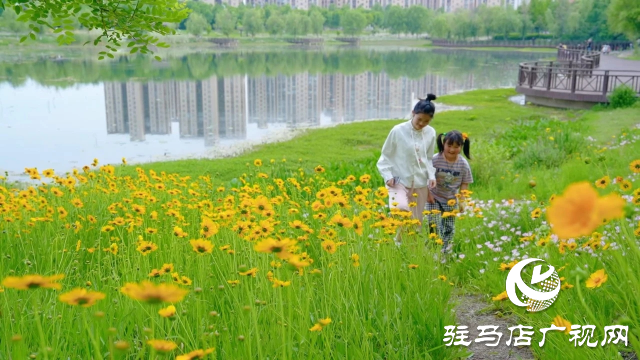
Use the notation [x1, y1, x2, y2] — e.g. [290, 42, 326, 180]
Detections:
[186, 13, 210, 37]
[405, 6, 430, 36]
[0, 8, 29, 36]
[1, 0, 188, 59]
[490, 7, 519, 40]
[285, 12, 305, 37]
[529, 0, 551, 33]
[310, 10, 325, 36]
[607, 0, 640, 45]
[243, 8, 264, 37]
[215, 8, 236, 37]
[385, 6, 407, 35]
[266, 14, 285, 36]
[341, 10, 367, 36]
[430, 13, 450, 38]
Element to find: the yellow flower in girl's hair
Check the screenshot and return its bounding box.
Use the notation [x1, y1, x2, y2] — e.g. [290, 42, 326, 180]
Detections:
[462, 133, 468, 141]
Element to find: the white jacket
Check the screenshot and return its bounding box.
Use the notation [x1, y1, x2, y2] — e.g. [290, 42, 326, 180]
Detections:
[377, 120, 436, 188]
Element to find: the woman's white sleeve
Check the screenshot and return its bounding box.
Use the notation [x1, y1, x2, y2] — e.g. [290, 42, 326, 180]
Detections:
[377, 129, 396, 183]
[426, 132, 436, 180]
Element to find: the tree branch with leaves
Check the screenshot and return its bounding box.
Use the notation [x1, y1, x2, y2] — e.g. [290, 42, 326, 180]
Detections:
[1, 0, 190, 60]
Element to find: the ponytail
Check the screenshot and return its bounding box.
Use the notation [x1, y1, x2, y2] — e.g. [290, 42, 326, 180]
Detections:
[438, 131, 471, 160]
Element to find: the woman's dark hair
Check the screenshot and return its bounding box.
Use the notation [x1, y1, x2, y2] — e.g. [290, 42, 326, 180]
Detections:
[413, 93, 437, 116]
[436, 130, 471, 160]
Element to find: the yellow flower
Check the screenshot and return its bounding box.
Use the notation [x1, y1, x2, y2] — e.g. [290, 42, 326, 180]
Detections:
[314, 165, 325, 173]
[546, 182, 625, 239]
[438, 275, 447, 281]
[552, 316, 572, 334]
[595, 176, 610, 189]
[319, 317, 332, 326]
[147, 339, 177, 353]
[531, 208, 541, 219]
[58, 288, 105, 307]
[309, 323, 323, 332]
[2, 274, 64, 290]
[321, 239, 337, 254]
[200, 217, 219, 238]
[629, 160, 640, 173]
[120, 281, 188, 304]
[254, 159, 262, 167]
[447, 199, 456, 206]
[254, 238, 295, 259]
[618, 180, 632, 191]
[190, 239, 214, 254]
[238, 267, 258, 277]
[136, 241, 158, 256]
[491, 291, 508, 301]
[158, 305, 176, 318]
[585, 269, 608, 289]
[408, 264, 419, 269]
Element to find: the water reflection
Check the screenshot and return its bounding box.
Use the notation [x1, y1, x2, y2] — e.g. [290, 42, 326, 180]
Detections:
[0, 49, 544, 176]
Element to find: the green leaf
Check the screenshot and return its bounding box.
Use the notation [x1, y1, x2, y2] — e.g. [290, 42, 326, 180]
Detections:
[98, 56, 104, 60]
[130, 47, 139, 54]
[29, 33, 36, 40]
[19, 36, 28, 43]
[154, 56, 162, 61]
[14, 5, 21, 14]
[127, 42, 136, 47]
[106, 53, 114, 59]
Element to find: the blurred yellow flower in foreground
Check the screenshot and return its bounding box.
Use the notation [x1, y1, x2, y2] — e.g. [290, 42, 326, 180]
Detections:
[121, 281, 188, 304]
[2, 274, 64, 290]
[147, 339, 177, 352]
[546, 182, 624, 239]
[59, 288, 105, 307]
[176, 348, 215, 360]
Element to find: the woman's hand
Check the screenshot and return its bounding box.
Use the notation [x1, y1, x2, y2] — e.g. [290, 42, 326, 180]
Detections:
[386, 179, 394, 186]
[428, 179, 436, 189]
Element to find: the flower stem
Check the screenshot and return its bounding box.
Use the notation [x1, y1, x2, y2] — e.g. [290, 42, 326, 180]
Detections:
[83, 310, 104, 360]
[32, 296, 50, 360]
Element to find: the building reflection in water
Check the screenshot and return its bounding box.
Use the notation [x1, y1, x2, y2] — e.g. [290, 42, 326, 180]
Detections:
[105, 71, 478, 146]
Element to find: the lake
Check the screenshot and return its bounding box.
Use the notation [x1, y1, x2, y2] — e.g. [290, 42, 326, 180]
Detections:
[0, 48, 543, 179]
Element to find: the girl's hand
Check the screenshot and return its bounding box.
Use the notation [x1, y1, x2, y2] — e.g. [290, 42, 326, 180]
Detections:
[427, 192, 435, 204]
[386, 179, 395, 187]
[458, 201, 465, 213]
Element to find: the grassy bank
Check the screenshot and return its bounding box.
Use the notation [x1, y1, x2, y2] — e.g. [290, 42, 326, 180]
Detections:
[125, 88, 571, 184]
[429, 45, 556, 53]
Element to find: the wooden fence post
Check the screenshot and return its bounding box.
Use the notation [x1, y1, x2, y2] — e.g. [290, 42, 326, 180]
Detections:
[571, 69, 578, 93]
[602, 71, 610, 96]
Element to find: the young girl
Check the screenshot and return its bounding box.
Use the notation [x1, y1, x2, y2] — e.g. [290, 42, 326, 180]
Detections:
[426, 130, 473, 254]
[377, 94, 438, 245]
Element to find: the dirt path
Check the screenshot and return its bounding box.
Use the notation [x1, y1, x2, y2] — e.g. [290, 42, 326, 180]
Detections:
[453, 294, 536, 360]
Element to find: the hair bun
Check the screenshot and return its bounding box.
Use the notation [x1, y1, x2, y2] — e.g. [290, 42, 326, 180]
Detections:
[426, 94, 437, 101]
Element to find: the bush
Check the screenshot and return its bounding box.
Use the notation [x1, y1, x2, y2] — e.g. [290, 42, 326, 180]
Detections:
[608, 85, 637, 109]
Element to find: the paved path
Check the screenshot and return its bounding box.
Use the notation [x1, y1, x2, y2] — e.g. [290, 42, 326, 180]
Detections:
[597, 54, 640, 73]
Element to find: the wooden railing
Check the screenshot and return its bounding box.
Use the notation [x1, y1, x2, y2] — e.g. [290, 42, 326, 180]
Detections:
[431, 39, 634, 51]
[431, 39, 556, 48]
[516, 50, 640, 103]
